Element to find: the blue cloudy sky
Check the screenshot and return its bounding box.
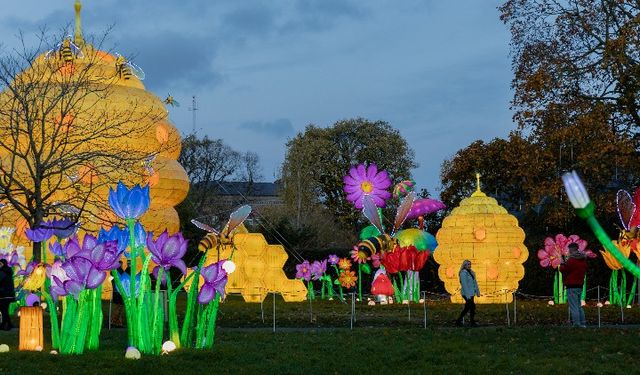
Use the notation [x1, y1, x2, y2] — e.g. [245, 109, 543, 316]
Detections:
[1, 0, 514, 197]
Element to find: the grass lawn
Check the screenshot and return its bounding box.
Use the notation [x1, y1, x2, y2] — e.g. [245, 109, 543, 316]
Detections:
[0, 296, 639, 374]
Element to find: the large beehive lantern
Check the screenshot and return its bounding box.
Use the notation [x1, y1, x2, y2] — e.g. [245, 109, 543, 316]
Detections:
[0, 1, 189, 258]
[434, 174, 528, 304]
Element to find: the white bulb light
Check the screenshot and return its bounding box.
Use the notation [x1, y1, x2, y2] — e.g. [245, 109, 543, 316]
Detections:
[222, 260, 236, 274]
[161, 340, 177, 355]
[561, 171, 591, 209]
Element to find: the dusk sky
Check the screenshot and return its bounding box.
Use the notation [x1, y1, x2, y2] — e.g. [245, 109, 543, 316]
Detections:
[1, 0, 514, 197]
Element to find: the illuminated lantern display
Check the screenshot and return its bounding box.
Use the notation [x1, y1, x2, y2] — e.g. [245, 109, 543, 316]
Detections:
[434, 174, 528, 303]
[19, 306, 44, 351]
[0, 1, 189, 260]
[198, 230, 307, 303]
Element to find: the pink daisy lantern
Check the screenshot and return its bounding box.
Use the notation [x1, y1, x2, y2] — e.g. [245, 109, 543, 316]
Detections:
[343, 163, 392, 209]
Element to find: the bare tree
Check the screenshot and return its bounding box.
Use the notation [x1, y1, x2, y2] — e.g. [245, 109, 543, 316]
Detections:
[237, 151, 263, 195]
[0, 30, 170, 261]
[178, 134, 242, 213]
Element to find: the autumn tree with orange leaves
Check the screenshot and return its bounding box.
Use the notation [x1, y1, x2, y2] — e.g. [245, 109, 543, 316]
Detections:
[441, 1, 640, 232]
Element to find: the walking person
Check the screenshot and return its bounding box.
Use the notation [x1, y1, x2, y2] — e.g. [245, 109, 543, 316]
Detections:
[560, 242, 587, 327]
[455, 259, 480, 327]
[0, 259, 16, 330]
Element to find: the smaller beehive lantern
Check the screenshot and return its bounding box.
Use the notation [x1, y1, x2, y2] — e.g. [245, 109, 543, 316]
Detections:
[19, 306, 44, 351]
[434, 174, 528, 303]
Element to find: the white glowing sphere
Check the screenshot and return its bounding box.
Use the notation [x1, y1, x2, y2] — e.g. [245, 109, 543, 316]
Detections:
[222, 260, 236, 274]
[162, 340, 177, 353]
[125, 346, 141, 360]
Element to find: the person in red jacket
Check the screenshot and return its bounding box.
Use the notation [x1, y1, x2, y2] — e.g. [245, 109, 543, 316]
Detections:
[560, 242, 588, 327]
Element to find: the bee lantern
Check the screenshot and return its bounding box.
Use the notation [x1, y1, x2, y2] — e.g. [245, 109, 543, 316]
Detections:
[19, 306, 44, 351]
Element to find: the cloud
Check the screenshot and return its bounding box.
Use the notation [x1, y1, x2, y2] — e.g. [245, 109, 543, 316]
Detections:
[238, 118, 294, 138]
[281, 0, 368, 34]
[120, 32, 222, 92]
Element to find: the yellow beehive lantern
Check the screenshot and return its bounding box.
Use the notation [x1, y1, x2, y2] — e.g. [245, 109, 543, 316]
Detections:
[19, 306, 44, 351]
[0, 1, 189, 259]
[434, 174, 528, 304]
[195, 227, 307, 303]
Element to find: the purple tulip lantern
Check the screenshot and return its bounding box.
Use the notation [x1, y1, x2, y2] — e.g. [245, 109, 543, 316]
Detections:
[48, 261, 70, 300]
[48, 217, 79, 239]
[61, 256, 105, 298]
[198, 261, 228, 304]
[147, 231, 188, 281]
[25, 220, 55, 242]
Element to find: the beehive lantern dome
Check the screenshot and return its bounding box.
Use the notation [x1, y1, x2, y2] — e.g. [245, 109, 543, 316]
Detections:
[0, 1, 190, 258]
[434, 174, 528, 304]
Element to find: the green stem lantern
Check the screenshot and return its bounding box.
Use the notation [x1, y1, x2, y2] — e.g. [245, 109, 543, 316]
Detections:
[562, 171, 640, 278]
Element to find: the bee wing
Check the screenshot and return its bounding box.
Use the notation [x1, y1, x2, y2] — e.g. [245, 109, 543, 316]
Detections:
[126, 62, 146, 80]
[392, 191, 416, 234]
[629, 187, 640, 228]
[223, 205, 252, 237]
[69, 41, 84, 58]
[191, 219, 219, 235]
[617, 189, 635, 230]
[363, 195, 385, 235]
[45, 42, 62, 59]
[172, 100, 181, 107]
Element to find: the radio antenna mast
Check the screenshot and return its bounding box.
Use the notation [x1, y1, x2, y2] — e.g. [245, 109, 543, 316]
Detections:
[188, 95, 198, 133]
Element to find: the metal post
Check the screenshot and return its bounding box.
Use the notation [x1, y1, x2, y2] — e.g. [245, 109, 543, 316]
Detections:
[261, 296, 265, 324]
[108, 296, 112, 330]
[272, 292, 276, 333]
[505, 301, 510, 326]
[309, 293, 313, 323]
[513, 292, 517, 325]
[422, 291, 427, 329]
[597, 285, 601, 328]
[350, 293, 355, 330]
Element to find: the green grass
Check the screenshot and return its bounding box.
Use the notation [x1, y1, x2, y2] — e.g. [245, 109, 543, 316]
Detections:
[0, 296, 639, 374]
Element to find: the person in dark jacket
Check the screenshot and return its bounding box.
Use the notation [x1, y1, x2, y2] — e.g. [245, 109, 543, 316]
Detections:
[560, 242, 588, 327]
[0, 259, 16, 330]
